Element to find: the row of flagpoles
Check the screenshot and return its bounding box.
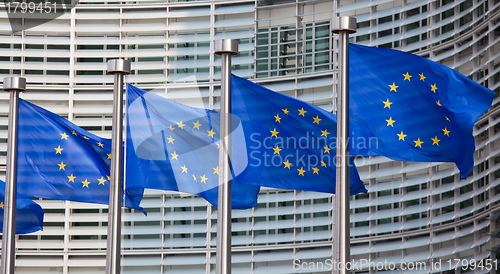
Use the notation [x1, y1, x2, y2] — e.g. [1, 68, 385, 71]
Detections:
[0, 16, 357, 274]
[1, 15, 496, 273]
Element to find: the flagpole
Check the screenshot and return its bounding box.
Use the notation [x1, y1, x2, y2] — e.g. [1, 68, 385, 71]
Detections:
[106, 59, 130, 274]
[214, 39, 238, 274]
[332, 16, 356, 274]
[1, 77, 26, 274]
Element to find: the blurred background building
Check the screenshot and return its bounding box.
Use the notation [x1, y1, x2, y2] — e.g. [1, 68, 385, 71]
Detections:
[0, 0, 499, 273]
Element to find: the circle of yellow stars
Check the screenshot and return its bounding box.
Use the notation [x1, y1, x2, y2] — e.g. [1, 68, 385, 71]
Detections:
[268, 107, 331, 177]
[168, 119, 219, 184]
[384, 72, 450, 148]
[55, 131, 109, 188]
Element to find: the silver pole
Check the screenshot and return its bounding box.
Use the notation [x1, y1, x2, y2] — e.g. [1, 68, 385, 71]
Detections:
[1, 77, 26, 274]
[105, 59, 130, 274]
[332, 16, 356, 274]
[214, 39, 238, 274]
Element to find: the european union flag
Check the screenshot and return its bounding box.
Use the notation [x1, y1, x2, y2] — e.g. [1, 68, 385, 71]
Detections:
[125, 84, 260, 209]
[231, 75, 367, 195]
[0, 180, 44, 234]
[16, 99, 143, 211]
[349, 44, 495, 177]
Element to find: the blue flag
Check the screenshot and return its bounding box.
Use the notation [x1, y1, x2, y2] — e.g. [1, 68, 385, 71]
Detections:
[16, 99, 143, 211]
[349, 44, 495, 177]
[125, 84, 260, 209]
[0, 180, 44, 234]
[231, 74, 367, 195]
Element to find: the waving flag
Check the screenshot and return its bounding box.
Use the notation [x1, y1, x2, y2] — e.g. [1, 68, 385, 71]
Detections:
[0, 180, 44, 234]
[16, 99, 143, 211]
[348, 44, 495, 177]
[125, 84, 260, 209]
[231, 74, 367, 195]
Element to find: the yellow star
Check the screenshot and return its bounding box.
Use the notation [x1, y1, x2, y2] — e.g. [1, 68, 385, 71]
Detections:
[321, 129, 330, 137]
[283, 160, 292, 169]
[181, 165, 188, 173]
[272, 146, 282, 155]
[414, 138, 424, 148]
[54, 145, 63, 154]
[446, 116, 451, 122]
[167, 136, 175, 144]
[107, 176, 110, 181]
[217, 143, 220, 149]
[170, 151, 179, 160]
[193, 120, 201, 130]
[213, 166, 219, 174]
[200, 175, 208, 184]
[321, 161, 327, 167]
[386, 117, 395, 127]
[270, 128, 279, 138]
[389, 82, 399, 92]
[313, 115, 322, 124]
[274, 114, 281, 123]
[207, 129, 216, 138]
[98, 176, 106, 185]
[72, 130, 77, 136]
[419, 73, 426, 81]
[177, 121, 185, 129]
[67, 173, 76, 182]
[397, 131, 407, 141]
[297, 167, 306, 176]
[0, 201, 3, 209]
[431, 84, 438, 93]
[436, 100, 442, 106]
[61, 132, 69, 140]
[83, 136, 89, 140]
[383, 99, 392, 109]
[82, 179, 90, 188]
[58, 161, 66, 170]
[192, 174, 197, 181]
[323, 145, 331, 154]
[282, 108, 289, 115]
[107, 153, 111, 159]
[442, 128, 450, 136]
[169, 124, 175, 131]
[97, 142, 104, 148]
[312, 167, 320, 175]
[403, 72, 412, 81]
[431, 136, 440, 146]
[298, 108, 307, 116]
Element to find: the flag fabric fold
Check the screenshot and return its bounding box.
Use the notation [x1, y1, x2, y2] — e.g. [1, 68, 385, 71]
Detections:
[125, 84, 260, 209]
[348, 44, 495, 177]
[16, 99, 143, 211]
[231, 74, 367, 195]
[0, 180, 44, 234]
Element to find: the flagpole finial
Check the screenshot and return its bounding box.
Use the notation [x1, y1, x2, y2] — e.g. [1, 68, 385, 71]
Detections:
[107, 59, 131, 75]
[3, 77, 26, 91]
[332, 16, 357, 34]
[215, 39, 239, 55]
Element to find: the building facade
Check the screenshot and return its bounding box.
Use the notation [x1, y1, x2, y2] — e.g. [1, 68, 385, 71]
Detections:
[0, 0, 500, 273]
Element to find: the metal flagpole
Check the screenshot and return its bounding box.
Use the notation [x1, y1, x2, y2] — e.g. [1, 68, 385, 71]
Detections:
[1, 77, 26, 274]
[106, 59, 130, 274]
[214, 39, 238, 274]
[332, 16, 356, 274]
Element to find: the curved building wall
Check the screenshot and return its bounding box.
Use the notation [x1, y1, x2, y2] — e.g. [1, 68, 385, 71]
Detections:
[0, 0, 499, 273]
